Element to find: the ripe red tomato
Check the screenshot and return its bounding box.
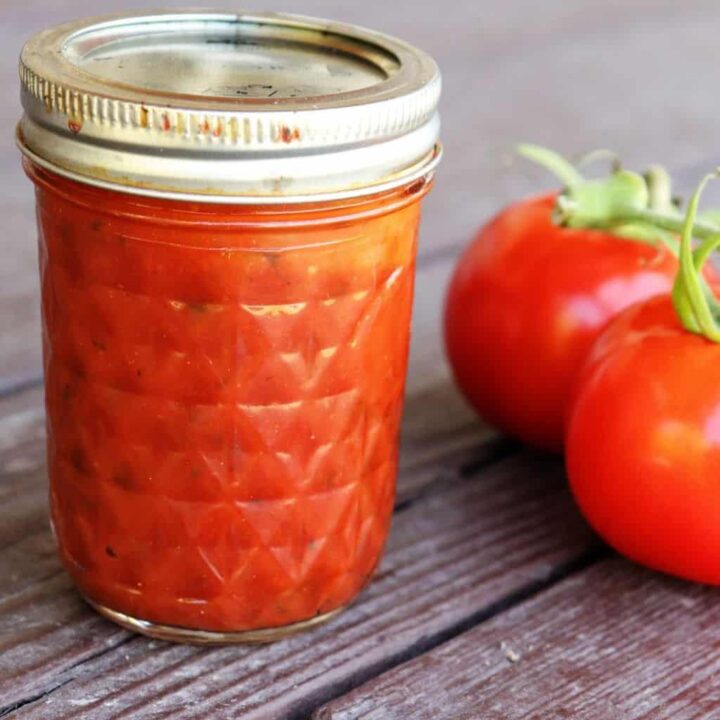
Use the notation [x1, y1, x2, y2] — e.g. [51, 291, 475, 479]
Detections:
[444, 193, 679, 451]
[566, 294, 720, 584]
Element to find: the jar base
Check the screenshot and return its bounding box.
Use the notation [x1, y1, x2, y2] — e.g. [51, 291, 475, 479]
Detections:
[85, 597, 346, 645]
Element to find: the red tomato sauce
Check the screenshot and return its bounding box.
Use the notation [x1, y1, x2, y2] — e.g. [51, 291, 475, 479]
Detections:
[28, 161, 428, 632]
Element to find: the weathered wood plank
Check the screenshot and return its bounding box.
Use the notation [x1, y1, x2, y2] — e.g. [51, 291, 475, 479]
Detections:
[0, 377, 499, 712]
[0, 388, 132, 711]
[4, 1, 720, 715]
[314, 559, 720, 720]
[0, 384, 593, 718]
[4, 451, 594, 719]
[397, 382, 505, 505]
[0, 386, 45, 547]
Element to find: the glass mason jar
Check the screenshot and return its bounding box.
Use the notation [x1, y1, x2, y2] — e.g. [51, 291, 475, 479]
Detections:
[17, 11, 441, 643]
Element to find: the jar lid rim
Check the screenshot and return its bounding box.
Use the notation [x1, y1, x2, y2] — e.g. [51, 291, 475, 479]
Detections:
[18, 10, 441, 200]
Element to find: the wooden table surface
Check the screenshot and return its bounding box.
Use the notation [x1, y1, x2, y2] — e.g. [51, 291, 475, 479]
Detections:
[3, 1, 720, 718]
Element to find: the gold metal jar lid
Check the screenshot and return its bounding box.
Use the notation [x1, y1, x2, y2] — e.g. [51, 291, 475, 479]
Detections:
[17, 10, 441, 203]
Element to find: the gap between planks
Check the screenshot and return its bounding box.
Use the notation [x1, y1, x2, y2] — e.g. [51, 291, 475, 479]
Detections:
[0, 380, 499, 712]
[290, 545, 606, 720]
[0, 241, 595, 719]
[0, 361, 600, 720]
[313, 558, 720, 720]
[2, 451, 600, 718]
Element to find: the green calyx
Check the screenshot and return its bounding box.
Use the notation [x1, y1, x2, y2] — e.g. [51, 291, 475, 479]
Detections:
[671, 173, 720, 342]
[518, 143, 720, 342]
[516, 144, 585, 189]
[555, 170, 649, 228]
[518, 144, 690, 254]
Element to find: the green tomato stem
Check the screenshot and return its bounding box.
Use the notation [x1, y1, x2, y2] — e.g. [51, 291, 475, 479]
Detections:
[518, 144, 702, 248]
[551, 161, 720, 341]
[518, 144, 720, 341]
[576, 148, 622, 174]
[608, 207, 720, 239]
[556, 197, 720, 240]
[671, 174, 720, 342]
[516, 144, 585, 189]
[644, 165, 674, 213]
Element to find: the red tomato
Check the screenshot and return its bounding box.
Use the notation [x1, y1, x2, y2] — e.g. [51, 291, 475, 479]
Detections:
[566, 294, 720, 584]
[444, 193, 679, 451]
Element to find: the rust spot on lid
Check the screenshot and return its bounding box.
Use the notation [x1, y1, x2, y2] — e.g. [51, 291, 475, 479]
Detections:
[404, 177, 427, 197]
[161, 113, 171, 132]
[68, 119, 82, 135]
[201, 120, 211, 135]
[279, 126, 301, 143]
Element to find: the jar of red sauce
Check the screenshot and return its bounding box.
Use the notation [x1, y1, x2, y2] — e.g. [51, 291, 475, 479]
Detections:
[17, 11, 441, 643]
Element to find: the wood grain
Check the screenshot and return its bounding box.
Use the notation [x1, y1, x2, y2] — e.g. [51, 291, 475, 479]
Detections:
[0, 379, 497, 713]
[6, 454, 593, 719]
[4, 1, 720, 716]
[0, 386, 45, 547]
[0, 388, 131, 712]
[0, 386, 595, 718]
[314, 560, 720, 720]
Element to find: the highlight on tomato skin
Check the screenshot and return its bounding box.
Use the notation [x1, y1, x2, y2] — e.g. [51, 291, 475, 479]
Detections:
[443, 192, 679, 452]
[565, 172, 720, 586]
[565, 294, 720, 585]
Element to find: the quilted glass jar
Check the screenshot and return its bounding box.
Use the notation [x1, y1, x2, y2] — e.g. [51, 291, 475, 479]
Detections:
[18, 11, 440, 642]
